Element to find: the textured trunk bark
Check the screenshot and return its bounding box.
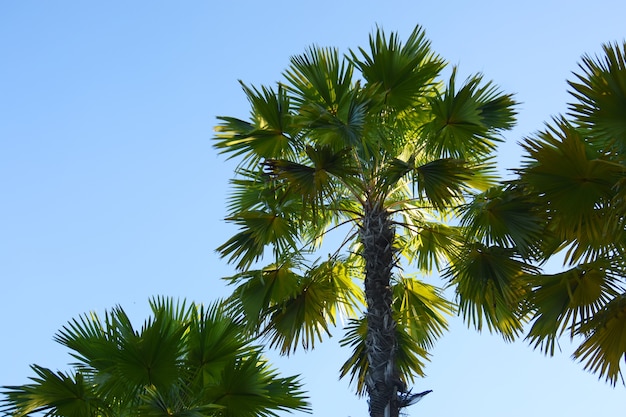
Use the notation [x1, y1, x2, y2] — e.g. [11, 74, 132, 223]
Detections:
[361, 201, 399, 417]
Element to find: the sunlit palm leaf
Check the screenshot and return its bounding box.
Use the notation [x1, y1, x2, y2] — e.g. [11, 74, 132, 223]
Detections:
[399, 223, 463, 272]
[339, 316, 430, 396]
[264, 145, 359, 215]
[392, 277, 455, 349]
[263, 258, 364, 354]
[223, 261, 305, 331]
[284, 46, 354, 110]
[214, 83, 298, 167]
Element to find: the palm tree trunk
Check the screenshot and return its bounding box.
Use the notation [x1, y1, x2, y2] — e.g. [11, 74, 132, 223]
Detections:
[362, 201, 399, 417]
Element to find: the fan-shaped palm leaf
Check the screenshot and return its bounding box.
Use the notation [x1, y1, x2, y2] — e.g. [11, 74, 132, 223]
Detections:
[568, 41, 626, 150]
[421, 68, 516, 160]
[573, 294, 626, 385]
[1, 298, 310, 417]
[2, 366, 110, 417]
[446, 243, 538, 340]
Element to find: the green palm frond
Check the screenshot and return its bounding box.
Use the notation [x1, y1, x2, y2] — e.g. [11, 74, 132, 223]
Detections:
[263, 258, 363, 354]
[204, 353, 309, 417]
[284, 46, 369, 151]
[186, 303, 253, 386]
[520, 119, 623, 263]
[399, 223, 463, 272]
[525, 260, 623, 354]
[568, 41, 626, 150]
[214, 83, 298, 167]
[460, 185, 545, 259]
[223, 261, 305, 331]
[414, 158, 474, 209]
[285, 46, 354, 109]
[421, 68, 516, 160]
[2, 298, 310, 417]
[138, 384, 223, 417]
[392, 277, 455, 349]
[350, 25, 445, 111]
[217, 208, 299, 270]
[573, 294, 626, 385]
[264, 145, 359, 211]
[1, 366, 110, 417]
[446, 243, 538, 341]
[225, 256, 363, 355]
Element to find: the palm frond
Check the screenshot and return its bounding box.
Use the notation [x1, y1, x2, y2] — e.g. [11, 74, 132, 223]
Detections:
[519, 119, 623, 263]
[568, 41, 626, 150]
[460, 185, 545, 259]
[203, 353, 310, 417]
[285, 45, 354, 110]
[525, 260, 623, 355]
[573, 294, 626, 385]
[421, 68, 516, 160]
[392, 277, 455, 349]
[216, 209, 299, 271]
[263, 257, 364, 355]
[1, 366, 110, 417]
[214, 83, 298, 168]
[350, 25, 445, 111]
[399, 223, 463, 272]
[446, 243, 538, 341]
[223, 261, 305, 332]
[413, 158, 474, 210]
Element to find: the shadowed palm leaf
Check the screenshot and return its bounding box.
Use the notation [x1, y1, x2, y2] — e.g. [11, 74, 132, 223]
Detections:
[469, 41, 626, 385]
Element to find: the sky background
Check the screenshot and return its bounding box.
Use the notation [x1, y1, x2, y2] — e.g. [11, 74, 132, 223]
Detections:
[1, 1, 625, 416]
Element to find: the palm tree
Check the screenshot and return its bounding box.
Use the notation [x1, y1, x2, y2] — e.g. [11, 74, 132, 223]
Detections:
[213, 26, 517, 417]
[1, 297, 310, 417]
[458, 41, 626, 385]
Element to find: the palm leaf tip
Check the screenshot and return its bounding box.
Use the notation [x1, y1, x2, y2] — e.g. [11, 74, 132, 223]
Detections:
[568, 41, 626, 147]
[572, 294, 626, 385]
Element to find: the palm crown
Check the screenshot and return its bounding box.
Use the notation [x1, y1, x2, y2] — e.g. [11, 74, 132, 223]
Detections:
[214, 26, 517, 417]
[1, 297, 309, 417]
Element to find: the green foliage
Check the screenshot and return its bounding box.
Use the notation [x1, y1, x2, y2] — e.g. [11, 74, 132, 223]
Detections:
[1, 297, 310, 417]
[214, 25, 518, 405]
[461, 41, 626, 385]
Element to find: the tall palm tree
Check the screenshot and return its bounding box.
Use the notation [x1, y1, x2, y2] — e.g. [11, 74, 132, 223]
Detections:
[1, 297, 309, 417]
[213, 26, 517, 417]
[458, 41, 626, 385]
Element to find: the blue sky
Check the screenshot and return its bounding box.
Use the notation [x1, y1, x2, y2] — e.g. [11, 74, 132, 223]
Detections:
[1, 1, 625, 416]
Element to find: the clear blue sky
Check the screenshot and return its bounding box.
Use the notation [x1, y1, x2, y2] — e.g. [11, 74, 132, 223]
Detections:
[1, 1, 625, 416]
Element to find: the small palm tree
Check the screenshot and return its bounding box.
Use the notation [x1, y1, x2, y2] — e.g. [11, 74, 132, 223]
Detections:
[459, 41, 626, 384]
[1, 297, 310, 417]
[214, 26, 517, 417]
